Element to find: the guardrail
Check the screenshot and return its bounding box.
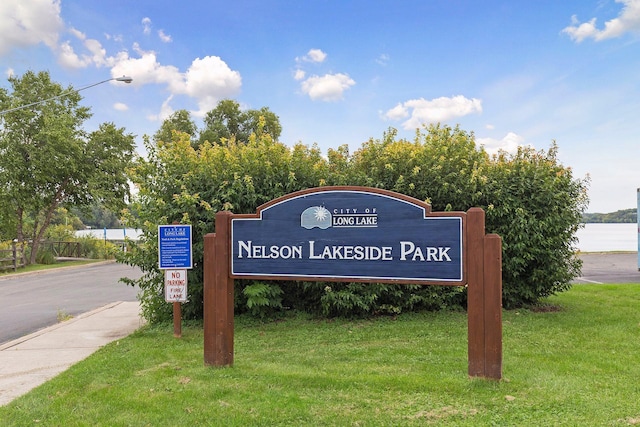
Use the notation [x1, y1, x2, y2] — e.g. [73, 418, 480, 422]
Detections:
[0, 241, 25, 272]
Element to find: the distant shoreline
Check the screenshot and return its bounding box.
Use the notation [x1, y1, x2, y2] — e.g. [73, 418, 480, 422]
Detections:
[582, 208, 636, 224]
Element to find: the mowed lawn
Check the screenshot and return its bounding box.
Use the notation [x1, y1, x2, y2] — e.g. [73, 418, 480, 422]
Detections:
[1, 284, 639, 426]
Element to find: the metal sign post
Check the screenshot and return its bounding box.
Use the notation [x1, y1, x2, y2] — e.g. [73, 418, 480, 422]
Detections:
[159, 224, 193, 338]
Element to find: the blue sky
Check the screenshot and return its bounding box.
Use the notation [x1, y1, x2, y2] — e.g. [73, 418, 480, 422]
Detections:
[1, 0, 639, 213]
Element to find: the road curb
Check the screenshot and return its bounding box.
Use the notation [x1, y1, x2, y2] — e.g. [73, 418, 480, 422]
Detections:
[0, 301, 126, 351]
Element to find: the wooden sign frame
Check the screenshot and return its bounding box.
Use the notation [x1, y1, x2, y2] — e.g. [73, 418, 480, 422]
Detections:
[203, 186, 502, 379]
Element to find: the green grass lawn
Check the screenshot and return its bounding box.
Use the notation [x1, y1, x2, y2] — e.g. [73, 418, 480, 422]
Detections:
[1, 284, 639, 426]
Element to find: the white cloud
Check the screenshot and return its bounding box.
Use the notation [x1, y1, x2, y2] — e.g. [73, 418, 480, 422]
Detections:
[294, 49, 355, 101]
[147, 95, 175, 122]
[111, 45, 181, 87]
[84, 38, 109, 66]
[384, 95, 482, 129]
[0, 0, 63, 55]
[300, 73, 355, 101]
[562, 0, 640, 42]
[0, 7, 113, 70]
[476, 132, 526, 155]
[293, 69, 306, 81]
[302, 48, 327, 63]
[0, 3, 241, 120]
[55, 28, 111, 69]
[383, 103, 409, 121]
[111, 47, 242, 118]
[113, 102, 128, 111]
[158, 29, 172, 43]
[105, 33, 124, 43]
[183, 56, 242, 115]
[57, 40, 85, 68]
[376, 53, 390, 66]
[142, 17, 152, 35]
[69, 27, 85, 40]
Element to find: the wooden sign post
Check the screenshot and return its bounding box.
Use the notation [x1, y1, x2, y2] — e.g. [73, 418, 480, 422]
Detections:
[204, 186, 502, 379]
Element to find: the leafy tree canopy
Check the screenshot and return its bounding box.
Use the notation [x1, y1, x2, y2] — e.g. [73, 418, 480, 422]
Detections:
[153, 109, 198, 147]
[72, 202, 122, 229]
[0, 71, 136, 263]
[198, 99, 282, 146]
[121, 121, 590, 322]
[153, 101, 282, 149]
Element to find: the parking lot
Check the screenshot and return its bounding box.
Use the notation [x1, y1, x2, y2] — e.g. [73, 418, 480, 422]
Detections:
[575, 252, 640, 284]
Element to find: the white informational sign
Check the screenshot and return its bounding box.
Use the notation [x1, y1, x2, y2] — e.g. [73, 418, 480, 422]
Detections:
[164, 269, 188, 302]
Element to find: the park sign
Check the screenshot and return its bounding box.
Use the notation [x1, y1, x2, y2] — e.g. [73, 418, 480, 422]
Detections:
[230, 188, 464, 284]
[204, 186, 503, 380]
[158, 224, 193, 269]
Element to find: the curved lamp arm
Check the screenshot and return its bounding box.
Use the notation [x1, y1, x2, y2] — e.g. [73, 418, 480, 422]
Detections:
[0, 76, 133, 115]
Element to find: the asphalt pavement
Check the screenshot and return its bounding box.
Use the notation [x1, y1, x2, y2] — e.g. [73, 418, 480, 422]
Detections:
[0, 253, 638, 407]
[0, 261, 141, 344]
[575, 252, 640, 284]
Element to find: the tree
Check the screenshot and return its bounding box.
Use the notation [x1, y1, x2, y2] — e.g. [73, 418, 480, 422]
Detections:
[152, 109, 198, 147]
[72, 202, 122, 229]
[0, 71, 136, 264]
[49, 207, 85, 230]
[198, 99, 281, 146]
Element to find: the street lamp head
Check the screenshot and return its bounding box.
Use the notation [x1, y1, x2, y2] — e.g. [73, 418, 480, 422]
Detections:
[115, 76, 133, 84]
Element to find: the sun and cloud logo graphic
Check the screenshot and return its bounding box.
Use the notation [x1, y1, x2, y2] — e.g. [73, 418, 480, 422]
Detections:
[300, 206, 332, 229]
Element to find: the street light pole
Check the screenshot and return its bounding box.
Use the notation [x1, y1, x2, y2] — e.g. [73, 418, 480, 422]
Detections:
[0, 76, 133, 115]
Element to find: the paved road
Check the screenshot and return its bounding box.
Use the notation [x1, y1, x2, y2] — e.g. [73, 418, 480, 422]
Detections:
[575, 253, 640, 284]
[0, 262, 142, 344]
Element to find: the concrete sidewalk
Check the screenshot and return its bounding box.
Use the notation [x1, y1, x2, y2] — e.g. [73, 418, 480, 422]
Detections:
[0, 301, 143, 406]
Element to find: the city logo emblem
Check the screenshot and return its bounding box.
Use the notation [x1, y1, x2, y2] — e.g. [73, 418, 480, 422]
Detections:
[301, 206, 379, 229]
[301, 206, 332, 229]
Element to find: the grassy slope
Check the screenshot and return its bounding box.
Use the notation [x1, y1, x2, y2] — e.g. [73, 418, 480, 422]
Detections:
[1, 284, 639, 426]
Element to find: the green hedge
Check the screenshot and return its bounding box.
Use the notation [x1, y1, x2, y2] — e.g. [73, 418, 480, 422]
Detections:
[119, 124, 589, 321]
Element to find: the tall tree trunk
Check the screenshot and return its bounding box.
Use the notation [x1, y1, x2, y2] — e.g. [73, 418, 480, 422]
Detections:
[28, 183, 66, 265]
[29, 216, 40, 265]
[15, 207, 27, 265]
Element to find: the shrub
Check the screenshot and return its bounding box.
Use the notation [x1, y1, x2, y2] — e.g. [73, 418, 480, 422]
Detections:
[479, 143, 589, 308]
[119, 130, 328, 322]
[240, 282, 284, 319]
[76, 236, 119, 259]
[120, 125, 589, 321]
[35, 248, 57, 264]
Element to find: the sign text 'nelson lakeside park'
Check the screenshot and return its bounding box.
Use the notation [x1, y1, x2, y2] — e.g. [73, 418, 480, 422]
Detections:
[230, 188, 464, 283]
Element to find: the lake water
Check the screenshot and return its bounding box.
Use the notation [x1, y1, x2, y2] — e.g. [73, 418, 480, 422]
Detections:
[576, 223, 638, 252]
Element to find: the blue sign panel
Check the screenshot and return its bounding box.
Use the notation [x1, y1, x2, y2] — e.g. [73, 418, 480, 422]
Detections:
[158, 225, 193, 269]
[231, 189, 464, 283]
